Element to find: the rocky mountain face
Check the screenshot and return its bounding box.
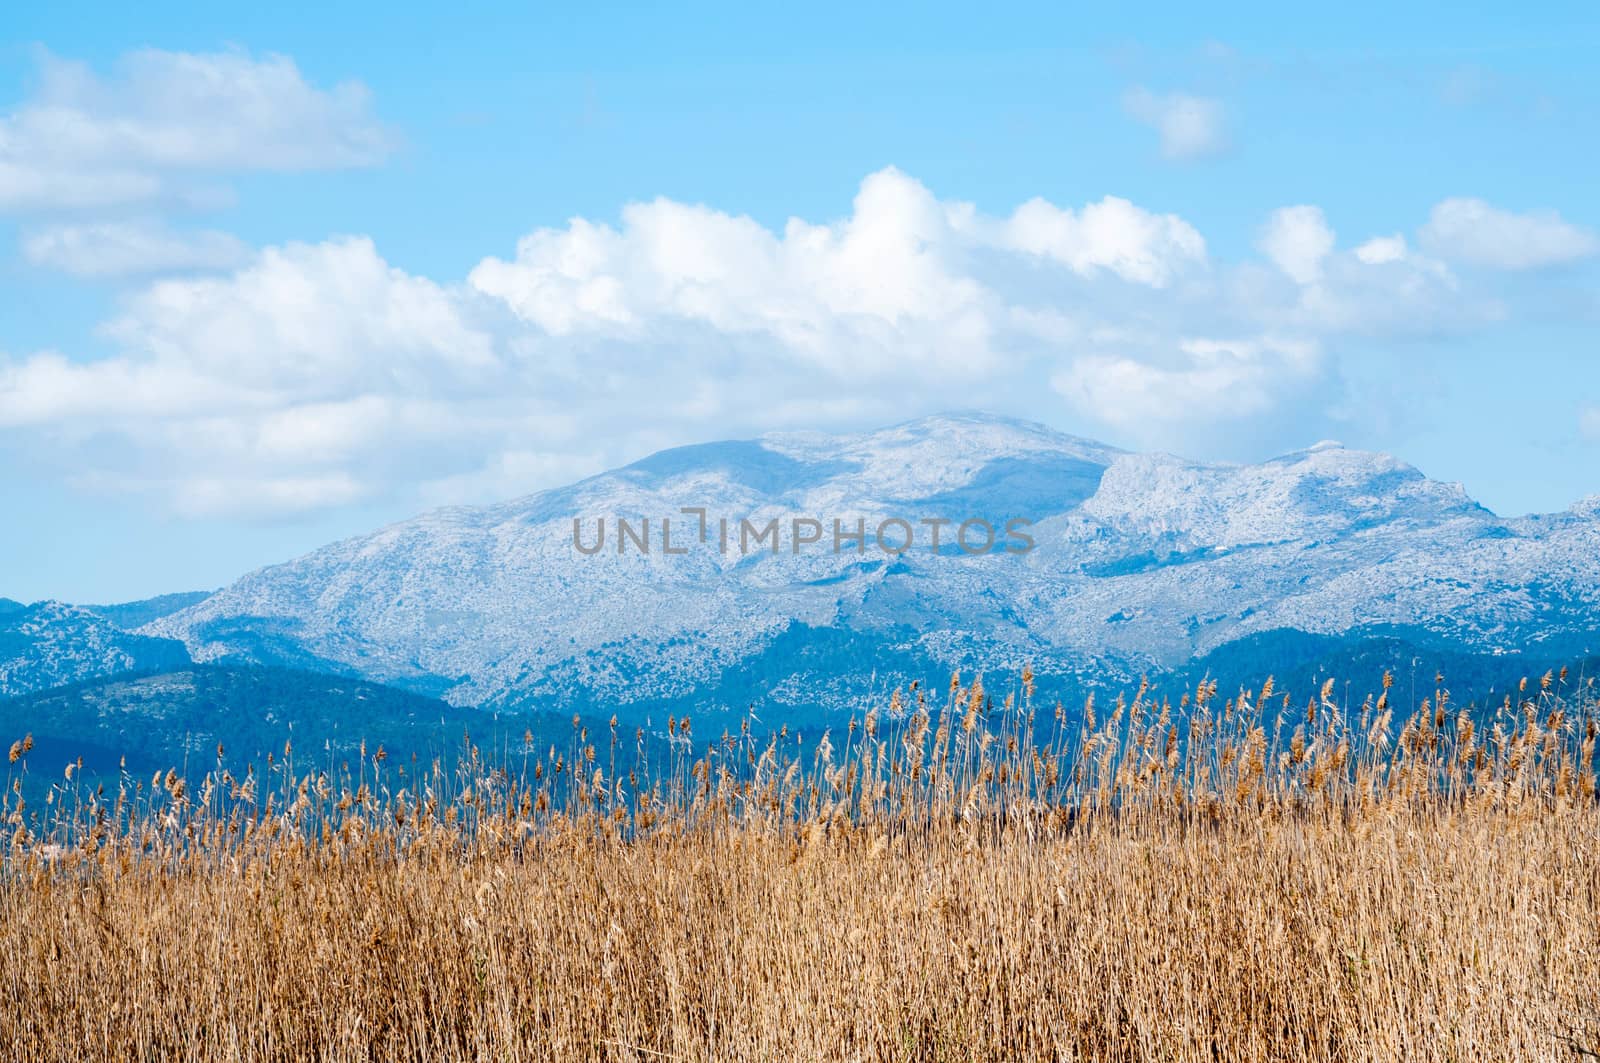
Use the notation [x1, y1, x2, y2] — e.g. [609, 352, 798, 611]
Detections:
[140, 414, 1600, 720]
[1, 600, 191, 699]
[84, 591, 213, 632]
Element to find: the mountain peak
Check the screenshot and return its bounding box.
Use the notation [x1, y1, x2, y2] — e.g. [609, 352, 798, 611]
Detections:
[764, 411, 1118, 452]
[1567, 495, 1600, 518]
[765, 411, 1117, 475]
[143, 413, 1600, 716]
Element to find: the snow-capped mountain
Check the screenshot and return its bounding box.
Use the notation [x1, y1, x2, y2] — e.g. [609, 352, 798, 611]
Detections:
[145, 413, 1600, 717]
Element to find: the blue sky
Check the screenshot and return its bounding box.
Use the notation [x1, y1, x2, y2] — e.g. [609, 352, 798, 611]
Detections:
[2, 2, 1598, 603]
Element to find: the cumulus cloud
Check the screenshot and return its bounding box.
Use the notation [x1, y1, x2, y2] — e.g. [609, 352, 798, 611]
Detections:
[1419, 198, 1598, 270]
[987, 195, 1206, 286]
[22, 220, 249, 277]
[1052, 337, 1323, 428]
[1123, 87, 1230, 162]
[0, 169, 1534, 517]
[470, 169, 995, 372]
[468, 168, 1206, 374]
[1290, 248, 1469, 337]
[0, 238, 504, 514]
[1259, 206, 1336, 285]
[1240, 224, 1469, 340]
[104, 237, 497, 393]
[0, 48, 394, 213]
[1354, 234, 1408, 266]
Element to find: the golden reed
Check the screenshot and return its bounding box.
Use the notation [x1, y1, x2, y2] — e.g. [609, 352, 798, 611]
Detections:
[1, 666, 1596, 1061]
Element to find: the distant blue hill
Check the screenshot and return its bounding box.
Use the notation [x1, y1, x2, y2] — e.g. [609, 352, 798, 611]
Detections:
[0, 664, 665, 808]
[85, 591, 213, 631]
[3, 636, 1581, 818]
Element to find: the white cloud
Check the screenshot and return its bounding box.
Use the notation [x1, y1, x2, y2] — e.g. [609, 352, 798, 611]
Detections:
[0, 238, 501, 514]
[1123, 87, 1230, 162]
[1291, 249, 1469, 337]
[1354, 234, 1408, 265]
[988, 195, 1206, 287]
[0, 351, 261, 427]
[22, 220, 249, 277]
[0, 170, 1531, 517]
[1418, 198, 1598, 270]
[469, 168, 1205, 374]
[105, 237, 497, 395]
[1052, 337, 1323, 429]
[0, 48, 394, 213]
[470, 168, 996, 372]
[1259, 206, 1336, 285]
[1240, 216, 1469, 338]
[0, 161, 165, 213]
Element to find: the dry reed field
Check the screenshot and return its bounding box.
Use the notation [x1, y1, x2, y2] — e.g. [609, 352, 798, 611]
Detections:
[2, 668, 1598, 1061]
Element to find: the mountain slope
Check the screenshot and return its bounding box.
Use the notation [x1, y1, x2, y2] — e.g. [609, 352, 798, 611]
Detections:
[85, 591, 214, 631]
[1, 666, 469, 775]
[1, 601, 191, 699]
[0, 665, 630, 806]
[146, 413, 1600, 717]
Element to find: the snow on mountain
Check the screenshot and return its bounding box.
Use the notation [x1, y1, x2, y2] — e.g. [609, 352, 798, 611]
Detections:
[144, 413, 1600, 716]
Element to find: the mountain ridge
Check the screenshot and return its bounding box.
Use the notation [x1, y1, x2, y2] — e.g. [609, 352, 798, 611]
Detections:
[139, 412, 1600, 717]
[1, 600, 192, 699]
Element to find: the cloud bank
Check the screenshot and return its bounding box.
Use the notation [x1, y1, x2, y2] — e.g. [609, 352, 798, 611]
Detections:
[1, 49, 1587, 520]
[2, 163, 1521, 516]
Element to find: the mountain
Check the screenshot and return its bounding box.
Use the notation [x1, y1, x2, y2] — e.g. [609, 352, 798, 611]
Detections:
[0, 665, 462, 777]
[146, 413, 1600, 720]
[0, 593, 209, 698]
[1, 601, 191, 699]
[84, 591, 214, 631]
[0, 665, 615, 806]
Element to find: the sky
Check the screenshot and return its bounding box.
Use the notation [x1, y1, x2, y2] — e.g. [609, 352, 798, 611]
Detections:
[2, 2, 1598, 603]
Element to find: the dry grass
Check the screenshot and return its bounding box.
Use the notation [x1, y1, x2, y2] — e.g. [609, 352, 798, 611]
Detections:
[2, 668, 1598, 1061]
